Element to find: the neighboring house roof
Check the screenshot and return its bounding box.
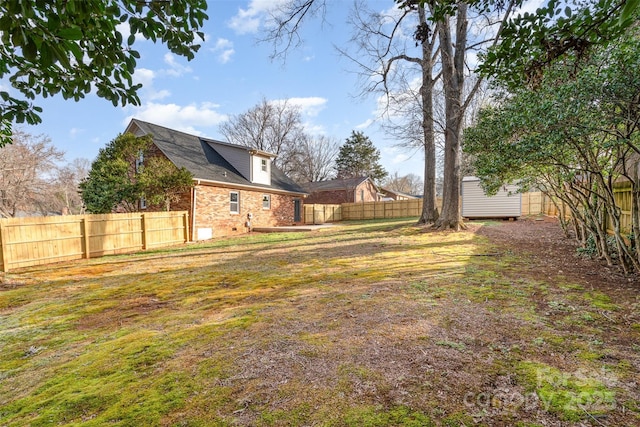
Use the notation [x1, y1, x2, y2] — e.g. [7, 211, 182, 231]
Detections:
[126, 119, 306, 196]
[379, 187, 420, 199]
[301, 176, 373, 193]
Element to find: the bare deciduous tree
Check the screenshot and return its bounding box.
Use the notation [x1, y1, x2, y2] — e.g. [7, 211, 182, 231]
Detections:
[51, 158, 90, 215]
[219, 97, 306, 171]
[262, 0, 329, 61]
[339, 1, 440, 223]
[382, 172, 424, 195]
[428, 1, 515, 229]
[286, 134, 339, 183]
[0, 130, 64, 217]
[261, 0, 516, 229]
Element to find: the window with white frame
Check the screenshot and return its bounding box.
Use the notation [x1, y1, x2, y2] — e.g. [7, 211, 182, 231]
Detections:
[262, 194, 270, 209]
[230, 191, 239, 214]
[261, 158, 268, 172]
[140, 197, 147, 209]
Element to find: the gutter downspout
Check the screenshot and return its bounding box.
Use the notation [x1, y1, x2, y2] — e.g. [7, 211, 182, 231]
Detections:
[192, 180, 200, 241]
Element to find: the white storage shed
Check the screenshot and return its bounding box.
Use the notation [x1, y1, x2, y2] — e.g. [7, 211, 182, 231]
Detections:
[461, 176, 521, 219]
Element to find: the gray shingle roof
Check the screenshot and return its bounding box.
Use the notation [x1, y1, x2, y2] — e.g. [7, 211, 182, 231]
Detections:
[301, 176, 371, 192]
[128, 119, 306, 195]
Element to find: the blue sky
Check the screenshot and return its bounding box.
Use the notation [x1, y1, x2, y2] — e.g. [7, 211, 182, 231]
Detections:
[23, 0, 426, 179]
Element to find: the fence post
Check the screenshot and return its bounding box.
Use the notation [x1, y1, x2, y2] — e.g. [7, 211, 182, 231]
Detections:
[81, 217, 91, 259]
[183, 212, 190, 242]
[0, 222, 8, 272]
[141, 213, 147, 250]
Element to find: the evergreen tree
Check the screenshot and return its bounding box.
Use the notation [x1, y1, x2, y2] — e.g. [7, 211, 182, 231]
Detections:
[335, 131, 387, 182]
[80, 133, 192, 213]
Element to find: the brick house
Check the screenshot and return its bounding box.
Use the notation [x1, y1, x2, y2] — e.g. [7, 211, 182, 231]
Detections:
[301, 177, 381, 204]
[125, 119, 307, 240]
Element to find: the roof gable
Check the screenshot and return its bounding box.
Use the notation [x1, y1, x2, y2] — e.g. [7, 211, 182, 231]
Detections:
[125, 119, 305, 195]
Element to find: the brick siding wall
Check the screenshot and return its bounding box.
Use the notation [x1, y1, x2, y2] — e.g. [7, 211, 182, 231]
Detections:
[193, 184, 298, 238]
[304, 181, 379, 204]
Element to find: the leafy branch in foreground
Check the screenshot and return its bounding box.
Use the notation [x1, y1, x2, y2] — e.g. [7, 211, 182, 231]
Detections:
[0, 0, 208, 146]
[465, 30, 640, 272]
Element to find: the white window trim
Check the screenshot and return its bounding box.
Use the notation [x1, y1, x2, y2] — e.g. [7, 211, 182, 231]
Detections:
[230, 191, 239, 214]
[140, 197, 147, 210]
[261, 159, 268, 172]
[262, 194, 271, 210]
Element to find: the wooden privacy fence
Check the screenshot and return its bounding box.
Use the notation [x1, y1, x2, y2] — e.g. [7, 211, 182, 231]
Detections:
[302, 193, 576, 224]
[303, 204, 342, 224]
[303, 188, 634, 232]
[519, 188, 633, 234]
[0, 211, 189, 272]
[303, 199, 440, 223]
[341, 199, 426, 220]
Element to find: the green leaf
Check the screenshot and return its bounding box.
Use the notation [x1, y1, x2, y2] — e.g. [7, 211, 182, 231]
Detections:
[620, 0, 640, 25]
[58, 26, 83, 41]
[66, 41, 83, 62]
[0, 14, 11, 31]
[23, 38, 37, 61]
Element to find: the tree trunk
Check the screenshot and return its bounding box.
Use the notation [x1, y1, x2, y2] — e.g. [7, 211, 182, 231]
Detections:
[434, 4, 467, 230]
[417, 6, 439, 225]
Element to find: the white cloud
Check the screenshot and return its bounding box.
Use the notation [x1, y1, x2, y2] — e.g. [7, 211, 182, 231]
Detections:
[215, 38, 233, 50]
[163, 53, 192, 77]
[133, 68, 171, 101]
[133, 68, 156, 87]
[269, 97, 328, 135]
[218, 49, 235, 64]
[392, 153, 410, 164]
[278, 96, 327, 117]
[355, 118, 374, 129]
[211, 38, 235, 64]
[380, 4, 407, 26]
[115, 22, 144, 43]
[69, 127, 83, 139]
[227, 0, 289, 34]
[303, 123, 326, 135]
[228, 9, 261, 34]
[124, 102, 228, 133]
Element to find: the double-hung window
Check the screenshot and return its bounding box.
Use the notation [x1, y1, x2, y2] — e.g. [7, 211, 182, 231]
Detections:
[230, 191, 239, 214]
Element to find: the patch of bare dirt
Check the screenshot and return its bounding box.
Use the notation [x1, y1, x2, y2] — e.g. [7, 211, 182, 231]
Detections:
[473, 216, 640, 290]
[76, 296, 172, 330]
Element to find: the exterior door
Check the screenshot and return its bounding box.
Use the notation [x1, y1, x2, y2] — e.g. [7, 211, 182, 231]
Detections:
[293, 199, 301, 222]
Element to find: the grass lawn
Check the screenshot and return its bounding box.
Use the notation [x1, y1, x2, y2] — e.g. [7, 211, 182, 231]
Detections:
[0, 218, 638, 426]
